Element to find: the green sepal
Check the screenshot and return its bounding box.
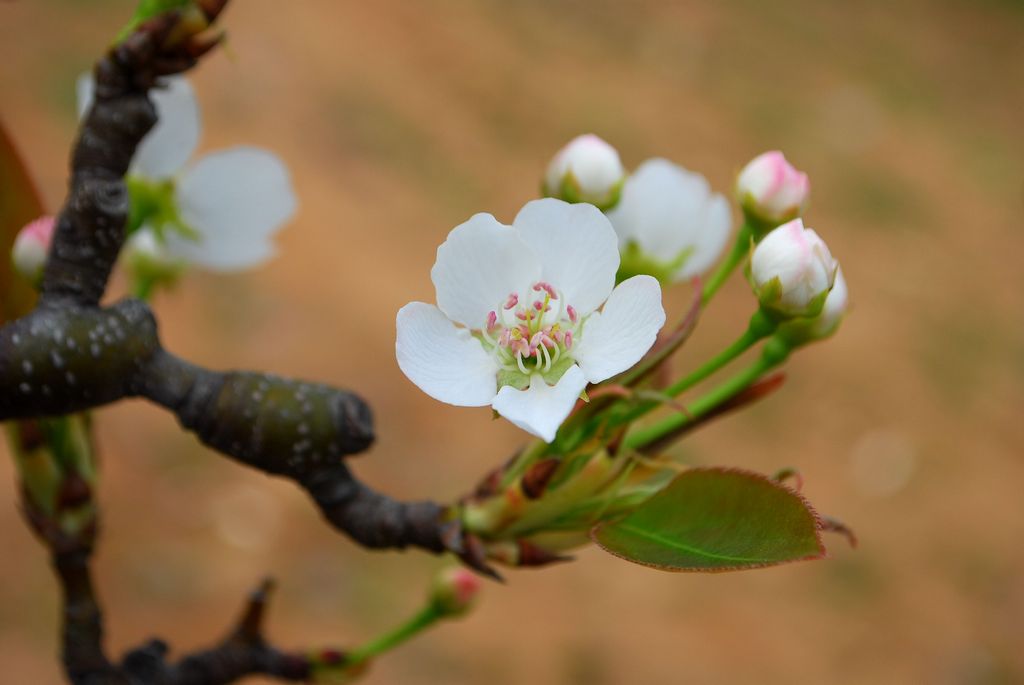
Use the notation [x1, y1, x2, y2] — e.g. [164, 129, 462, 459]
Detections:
[752, 277, 831, 320]
[616, 240, 693, 285]
[126, 174, 200, 241]
[540, 354, 575, 386]
[544, 171, 625, 212]
[496, 368, 530, 391]
[739, 202, 803, 240]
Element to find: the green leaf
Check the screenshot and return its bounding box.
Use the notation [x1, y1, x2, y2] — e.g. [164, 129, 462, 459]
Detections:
[0, 119, 44, 324]
[591, 467, 825, 572]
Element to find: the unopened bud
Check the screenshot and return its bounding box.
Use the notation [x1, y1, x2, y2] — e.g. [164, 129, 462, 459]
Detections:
[429, 566, 482, 617]
[736, 151, 809, 228]
[750, 219, 837, 318]
[12, 216, 55, 285]
[544, 134, 626, 210]
[778, 266, 849, 345]
[808, 266, 848, 338]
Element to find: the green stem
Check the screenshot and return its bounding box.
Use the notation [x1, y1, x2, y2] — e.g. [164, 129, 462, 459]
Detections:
[499, 439, 549, 489]
[344, 604, 443, 667]
[623, 338, 790, 451]
[132, 275, 155, 302]
[702, 222, 752, 304]
[607, 309, 777, 432]
[663, 327, 759, 398]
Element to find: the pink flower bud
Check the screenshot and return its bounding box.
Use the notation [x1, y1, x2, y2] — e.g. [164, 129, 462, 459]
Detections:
[750, 219, 838, 318]
[544, 134, 626, 209]
[736, 151, 810, 226]
[12, 216, 56, 284]
[430, 566, 482, 617]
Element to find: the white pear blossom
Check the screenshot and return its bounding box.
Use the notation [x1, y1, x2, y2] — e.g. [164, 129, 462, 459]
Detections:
[77, 74, 297, 271]
[396, 199, 666, 442]
[750, 219, 837, 318]
[606, 158, 731, 283]
[544, 134, 626, 209]
[12, 215, 55, 284]
[736, 150, 809, 226]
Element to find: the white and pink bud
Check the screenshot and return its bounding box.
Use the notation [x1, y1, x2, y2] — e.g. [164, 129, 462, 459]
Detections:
[736, 151, 810, 227]
[429, 566, 482, 617]
[544, 134, 626, 210]
[808, 266, 848, 338]
[750, 219, 838, 318]
[12, 216, 56, 285]
[777, 267, 850, 346]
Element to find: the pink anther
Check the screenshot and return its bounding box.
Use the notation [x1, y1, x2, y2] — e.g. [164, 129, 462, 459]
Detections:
[533, 281, 558, 299]
[504, 293, 519, 310]
[567, 305, 578, 323]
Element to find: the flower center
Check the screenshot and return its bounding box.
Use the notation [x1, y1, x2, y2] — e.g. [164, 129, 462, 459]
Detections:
[477, 281, 584, 390]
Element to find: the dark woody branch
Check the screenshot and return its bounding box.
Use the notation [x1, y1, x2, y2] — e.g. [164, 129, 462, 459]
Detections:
[3, 6, 474, 684]
[55, 540, 337, 685]
[118, 579, 331, 685]
[0, 297, 453, 554]
[0, 6, 457, 555]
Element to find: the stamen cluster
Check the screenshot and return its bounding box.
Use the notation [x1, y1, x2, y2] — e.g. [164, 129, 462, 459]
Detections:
[480, 281, 582, 380]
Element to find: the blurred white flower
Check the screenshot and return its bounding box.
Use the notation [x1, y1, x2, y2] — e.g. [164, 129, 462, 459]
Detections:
[736, 150, 809, 227]
[77, 74, 297, 271]
[396, 198, 665, 442]
[750, 218, 837, 317]
[11, 215, 55, 285]
[606, 158, 731, 283]
[544, 134, 626, 209]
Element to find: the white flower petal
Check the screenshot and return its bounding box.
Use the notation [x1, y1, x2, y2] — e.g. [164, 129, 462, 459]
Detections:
[396, 302, 499, 407]
[608, 159, 731, 281]
[79, 74, 202, 179]
[491, 364, 588, 442]
[512, 198, 619, 314]
[134, 77, 202, 179]
[75, 73, 95, 119]
[172, 146, 297, 271]
[675, 192, 732, 280]
[573, 275, 665, 383]
[431, 213, 541, 328]
[164, 231, 277, 270]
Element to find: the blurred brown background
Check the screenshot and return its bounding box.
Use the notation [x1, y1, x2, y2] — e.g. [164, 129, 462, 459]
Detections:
[2, 0, 1023, 683]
